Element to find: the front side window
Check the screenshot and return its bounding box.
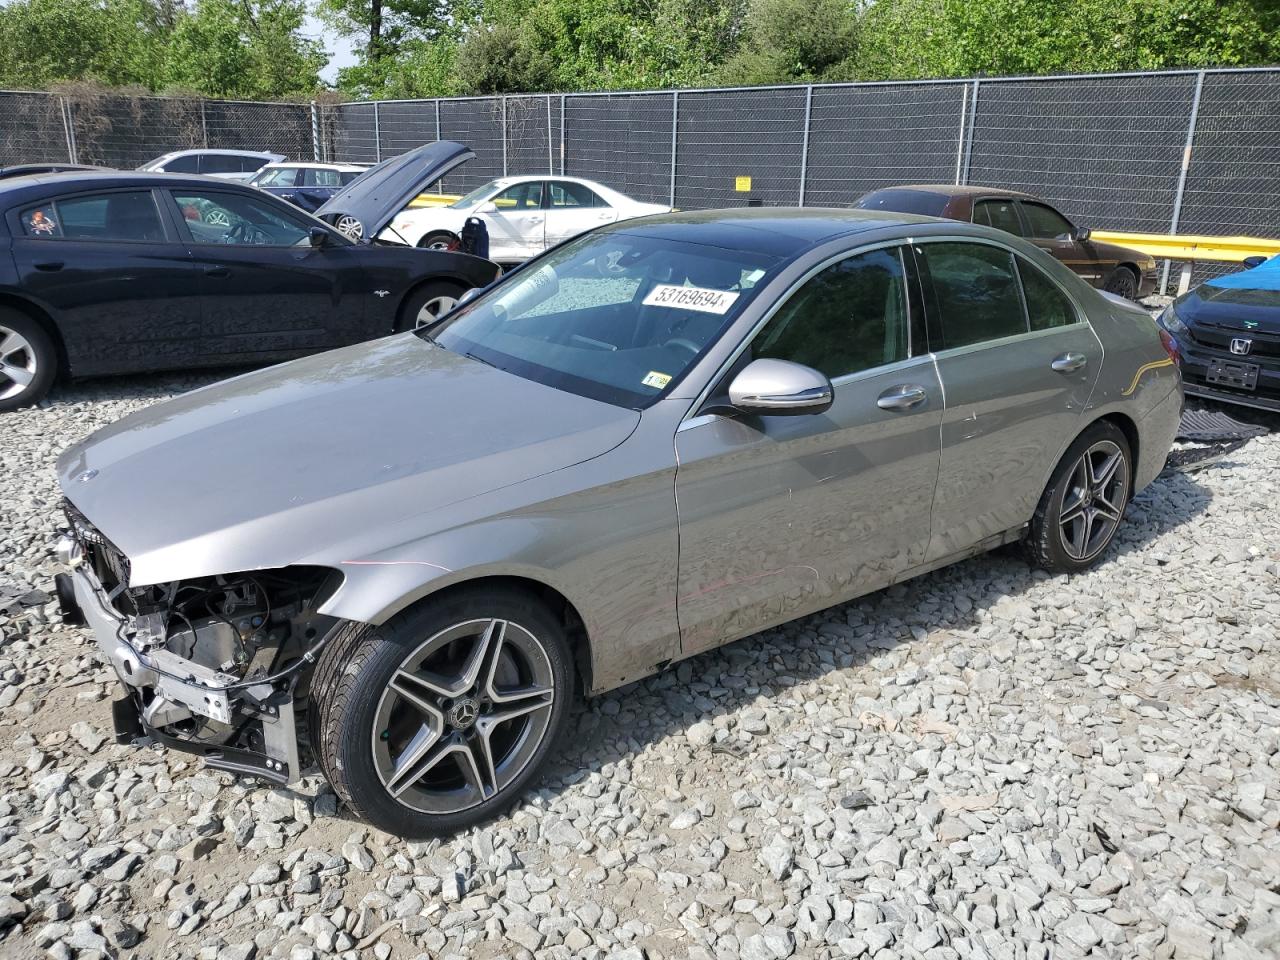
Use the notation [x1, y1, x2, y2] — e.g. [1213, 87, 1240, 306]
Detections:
[432, 233, 780, 408]
[1019, 257, 1078, 330]
[492, 181, 544, 211]
[973, 199, 1023, 236]
[548, 181, 604, 209]
[258, 167, 299, 187]
[751, 247, 909, 379]
[173, 190, 312, 246]
[1021, 202, 1075, 240]
[921, 242, 1027, 349]
[20, 191, 163, 242]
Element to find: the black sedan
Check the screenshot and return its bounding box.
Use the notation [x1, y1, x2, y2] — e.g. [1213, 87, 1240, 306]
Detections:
[0, 163, 500, 410]
[1157, 255, 1280, 412]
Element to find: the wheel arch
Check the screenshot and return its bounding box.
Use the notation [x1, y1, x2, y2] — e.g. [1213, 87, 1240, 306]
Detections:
[328, 570, 595, 696]
[395, 275, 471, 331]
[416, 228, 460, 249]
[1091, 411, 1140, 483]
[0, 291, 68, 377]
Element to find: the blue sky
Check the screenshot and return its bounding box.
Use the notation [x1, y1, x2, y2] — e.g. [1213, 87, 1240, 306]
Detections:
[303, 8, 359, 84]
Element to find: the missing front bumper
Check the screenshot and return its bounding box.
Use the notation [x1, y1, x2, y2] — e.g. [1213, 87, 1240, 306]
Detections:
[66, 561, 304, 785]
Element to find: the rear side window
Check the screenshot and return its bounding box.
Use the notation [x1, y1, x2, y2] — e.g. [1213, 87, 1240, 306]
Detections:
[752, 247, 910, 379]
[20, 191, 164, 242]
[856, 189, 950, 218]
[309, 168, 342, 187]
[1019, 257, 1078, 330]
[973, 199, 1023, 236]
[920, 242, 1027, 349]
[1021, 202, 1074, 240]
[549, 181, 606, 208]
[200, 154, 242, 174]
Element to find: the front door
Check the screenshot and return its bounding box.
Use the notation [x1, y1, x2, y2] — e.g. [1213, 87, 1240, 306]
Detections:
[166, 187, 357, 361]
[484, 181, 545, 261]
[1018, 200, 1108, 287]
[915, 240, 1102, 560]
[9, 188, 204, 376]
[675, 245, 942, 656]
[544, 180, 617, 249]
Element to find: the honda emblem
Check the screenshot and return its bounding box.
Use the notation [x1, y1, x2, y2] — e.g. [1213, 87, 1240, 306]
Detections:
[1229, 338, 1252, 356]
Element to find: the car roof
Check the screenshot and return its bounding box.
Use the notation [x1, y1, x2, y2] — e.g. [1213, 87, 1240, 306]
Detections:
[864, 183, 1040, 201]
[0, 170, 264, 204]
[609, 207, 945, 256]
[153, 149, 283, 159]
[260, 162, 367, 171]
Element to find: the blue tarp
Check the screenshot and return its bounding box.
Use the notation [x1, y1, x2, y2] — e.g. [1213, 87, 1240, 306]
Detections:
[1205, 256, 1280, 291]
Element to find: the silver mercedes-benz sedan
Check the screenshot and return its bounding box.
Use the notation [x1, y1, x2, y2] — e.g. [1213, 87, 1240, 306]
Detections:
[54, 209, 1182, 837]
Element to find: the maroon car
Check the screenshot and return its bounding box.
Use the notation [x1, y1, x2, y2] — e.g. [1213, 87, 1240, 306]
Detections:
[855, 185, 1157, 299]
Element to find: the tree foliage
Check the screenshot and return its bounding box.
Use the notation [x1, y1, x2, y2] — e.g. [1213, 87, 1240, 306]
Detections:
[0, 0, 1276, 100]
[0, 0, 323, 98]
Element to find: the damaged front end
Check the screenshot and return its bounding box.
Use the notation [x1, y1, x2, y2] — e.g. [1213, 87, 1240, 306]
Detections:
[55, 501, 341, 785]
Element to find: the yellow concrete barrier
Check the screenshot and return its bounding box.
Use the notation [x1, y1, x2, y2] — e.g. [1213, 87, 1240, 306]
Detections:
[407, 193, 462, 208]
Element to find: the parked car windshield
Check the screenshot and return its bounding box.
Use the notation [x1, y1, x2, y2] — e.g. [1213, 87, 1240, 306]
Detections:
[430, 233, 782, 408]
[450, 181, 502, 209]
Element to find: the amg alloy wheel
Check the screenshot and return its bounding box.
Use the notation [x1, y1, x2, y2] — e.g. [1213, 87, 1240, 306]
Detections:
[1057, 440, 1129, 563]
[0, 310, 57, 411]
[1025, 421, 1132, 573]
[310, 588, 572, 837]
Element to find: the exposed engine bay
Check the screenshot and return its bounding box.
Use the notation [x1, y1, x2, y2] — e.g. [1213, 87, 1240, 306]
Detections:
[56, 503, 339, 783]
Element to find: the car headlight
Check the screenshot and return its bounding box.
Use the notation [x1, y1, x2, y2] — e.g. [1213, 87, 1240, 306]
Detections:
[1158, 304, 1191, 338]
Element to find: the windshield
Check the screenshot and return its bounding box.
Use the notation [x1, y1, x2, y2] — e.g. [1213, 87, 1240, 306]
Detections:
[430, 232, 781, 408]
[450, 182, 501, 209]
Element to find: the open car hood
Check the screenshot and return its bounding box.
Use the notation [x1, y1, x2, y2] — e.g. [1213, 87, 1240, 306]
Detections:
[315, 141, 473, 243]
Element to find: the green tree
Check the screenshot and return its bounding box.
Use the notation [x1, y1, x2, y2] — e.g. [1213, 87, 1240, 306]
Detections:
[715, 0, 858, 85]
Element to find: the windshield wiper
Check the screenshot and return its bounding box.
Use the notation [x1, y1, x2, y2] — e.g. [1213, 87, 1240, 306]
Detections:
[463, 351, 498, 369]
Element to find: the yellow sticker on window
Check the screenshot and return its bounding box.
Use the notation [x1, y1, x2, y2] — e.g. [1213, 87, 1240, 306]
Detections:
[642, 371, 672, 389]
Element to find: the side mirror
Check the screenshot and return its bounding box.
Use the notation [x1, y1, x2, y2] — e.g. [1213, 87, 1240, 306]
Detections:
[1242, 255, 1268, 269]
[727, 358, 833, 416]
[478, 202, 498, 214]
[1072, 226, 1091, 242]
[308, 226, 330, 248]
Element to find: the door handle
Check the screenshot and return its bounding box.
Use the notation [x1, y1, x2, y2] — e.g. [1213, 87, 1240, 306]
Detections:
[204, 266, 231, 279]
[527, 217, 543, 225]
[1051, 352, 1088, 373]
[877, 384, 928, 411]
[33, 261, 63, 272]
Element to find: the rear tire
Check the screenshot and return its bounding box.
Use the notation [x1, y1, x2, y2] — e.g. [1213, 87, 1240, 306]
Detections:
[395, 280, 468, 333]
[0, 308, 58, 412]
[1025, 421, 1132, 573]
[1102, 266, 1139, 300]
[309, 587, 574, 838]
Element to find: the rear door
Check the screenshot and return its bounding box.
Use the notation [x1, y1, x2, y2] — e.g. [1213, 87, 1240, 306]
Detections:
[543, 181, 617, 249]
[9, 188, 203, 376]
[916, 239, 1102, 560]
[675, 244, 942, 656]
[165, 186, 366, 361]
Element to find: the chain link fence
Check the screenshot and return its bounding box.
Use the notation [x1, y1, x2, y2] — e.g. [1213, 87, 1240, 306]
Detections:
[3, 69, 1279, 288]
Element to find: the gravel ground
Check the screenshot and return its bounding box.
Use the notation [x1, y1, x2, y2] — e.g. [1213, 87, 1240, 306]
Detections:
[1, 371, 1279, 960]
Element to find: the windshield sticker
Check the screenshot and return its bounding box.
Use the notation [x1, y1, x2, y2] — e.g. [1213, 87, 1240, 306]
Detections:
[494, 264, 559, 318]
[642, 371, 672, 389]
[643, 284, 740, 314]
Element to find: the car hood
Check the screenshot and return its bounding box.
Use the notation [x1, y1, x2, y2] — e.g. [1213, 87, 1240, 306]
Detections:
[58, 335, 639, 587]
[316, 141, 473, 243]
[1181, 277, 1280, 333]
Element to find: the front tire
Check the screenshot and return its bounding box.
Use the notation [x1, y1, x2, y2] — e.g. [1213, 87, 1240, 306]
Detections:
[1025, 421, 1132, 573]
[396, 280, 468, 333]
[0, 309, 58, 412]
[417, 231, 458, 252]
[310, 588, 573, 838]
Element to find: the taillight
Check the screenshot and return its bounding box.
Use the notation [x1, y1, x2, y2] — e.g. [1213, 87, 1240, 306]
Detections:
[1159, 328, 1181, 366]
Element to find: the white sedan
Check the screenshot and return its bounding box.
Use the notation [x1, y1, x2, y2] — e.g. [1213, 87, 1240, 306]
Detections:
[383, 176, 671, 262]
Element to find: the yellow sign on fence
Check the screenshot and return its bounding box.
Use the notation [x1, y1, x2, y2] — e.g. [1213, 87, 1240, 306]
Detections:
[735, 176, 752, 192]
